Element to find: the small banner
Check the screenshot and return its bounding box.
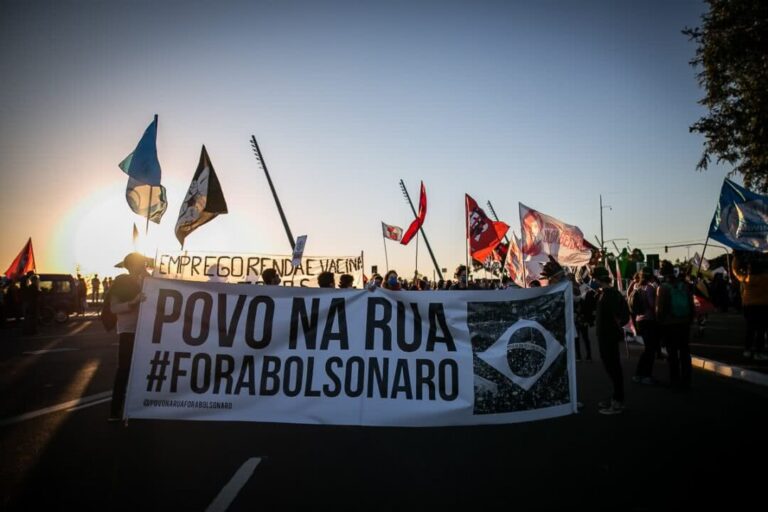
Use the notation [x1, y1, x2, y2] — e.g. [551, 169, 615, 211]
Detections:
[124, 278, 576, 426]
[155, 250, 364, 288]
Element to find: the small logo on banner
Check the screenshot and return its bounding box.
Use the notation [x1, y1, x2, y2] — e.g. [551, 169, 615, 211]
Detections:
[469, 292, 570, 415]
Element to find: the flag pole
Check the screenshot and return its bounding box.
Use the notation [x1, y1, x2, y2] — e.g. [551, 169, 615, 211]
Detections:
[250, 136, 296, 250]
[415, 232, 419, 280]
[519, 203, 527, 287]
[145, 186, 152, 235]
[465, 194, 470, 283]
[487, 200, 511, 276]
[145, 113, 159, 236]
[382, 228, 390, 273]
[698, 235, 710, 277]
[399, 180, 442, 280]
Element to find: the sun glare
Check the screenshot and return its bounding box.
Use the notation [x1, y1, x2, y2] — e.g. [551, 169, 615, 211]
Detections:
[49, 182, 140, 277]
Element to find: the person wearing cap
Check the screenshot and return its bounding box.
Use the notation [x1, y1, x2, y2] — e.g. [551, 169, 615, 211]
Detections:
[108, 252, 149, 422]
[593, 266, 630, 415]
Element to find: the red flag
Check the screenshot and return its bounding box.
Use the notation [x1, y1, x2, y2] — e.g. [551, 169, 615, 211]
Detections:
[466, 194, 509, 262]
[400, 182, 426, 246]
[5, 237, 36, 280]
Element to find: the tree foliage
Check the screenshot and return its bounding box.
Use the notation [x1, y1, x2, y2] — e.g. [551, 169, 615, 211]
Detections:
[684, 0, 768, 192]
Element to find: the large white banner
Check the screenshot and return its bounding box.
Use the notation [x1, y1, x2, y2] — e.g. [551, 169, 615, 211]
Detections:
[154, 251, 364, 287]
[125, 278, 577, 426]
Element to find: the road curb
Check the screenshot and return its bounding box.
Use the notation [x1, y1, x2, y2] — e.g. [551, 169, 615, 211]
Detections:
[692, 356, 768, 387]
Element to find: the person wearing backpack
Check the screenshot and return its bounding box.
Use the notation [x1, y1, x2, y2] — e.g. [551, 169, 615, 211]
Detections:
[656, 260, 695, 389]
[108, 252, 148, 422]
[629, 267, 660, 384]
[593, 266, 630, 415]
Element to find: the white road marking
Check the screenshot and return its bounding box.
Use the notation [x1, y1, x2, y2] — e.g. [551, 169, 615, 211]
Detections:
[0, 390, 113, 427]
[206, 457, 262, 512]
[23, 348, 80, 355]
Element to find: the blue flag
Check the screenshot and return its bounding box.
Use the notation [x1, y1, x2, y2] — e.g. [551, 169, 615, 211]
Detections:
[708, 178, 768, 252]
[119, 115, 162, 186]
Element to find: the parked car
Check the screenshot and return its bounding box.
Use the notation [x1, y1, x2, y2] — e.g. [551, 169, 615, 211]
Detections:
[37, 273, 78, 324]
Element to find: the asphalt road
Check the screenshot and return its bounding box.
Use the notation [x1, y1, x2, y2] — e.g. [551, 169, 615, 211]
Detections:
[2, 312, 767, 510]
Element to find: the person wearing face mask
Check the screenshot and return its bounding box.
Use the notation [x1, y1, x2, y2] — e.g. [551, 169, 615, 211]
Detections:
[382, 270, 401, 290]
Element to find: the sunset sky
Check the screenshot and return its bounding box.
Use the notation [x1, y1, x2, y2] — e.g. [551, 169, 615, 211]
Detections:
[0, 0, 731, 279]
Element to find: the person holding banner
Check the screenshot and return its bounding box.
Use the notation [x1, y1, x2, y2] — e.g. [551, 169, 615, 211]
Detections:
[382, 270, 401, 291]
[317, 271, 335, 288]
[108, 252, 148, 422]
[261, 268, 281, 286]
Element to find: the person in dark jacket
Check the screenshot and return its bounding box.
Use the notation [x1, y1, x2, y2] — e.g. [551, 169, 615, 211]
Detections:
[593, 266, 630, 415]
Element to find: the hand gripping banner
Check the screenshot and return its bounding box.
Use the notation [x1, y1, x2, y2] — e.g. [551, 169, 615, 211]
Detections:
[125, 278, 577, 426]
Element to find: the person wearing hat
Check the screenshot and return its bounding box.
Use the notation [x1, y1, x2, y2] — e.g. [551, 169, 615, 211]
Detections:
[593, 266, 630, 415]
[108, 252, 149, 422]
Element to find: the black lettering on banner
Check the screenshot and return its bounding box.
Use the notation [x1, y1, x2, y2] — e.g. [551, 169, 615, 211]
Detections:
[235, 355, 256, 395]
[365, 297, 392, 350]
[204, 256, 216, 276]
[306, 259, 317, 275]
[214, 354, 235, 394]
[183, 292, 212, 346]
[289, 298, 319, 350]
[231, 256, 244, 277]
[178, 256, 190, 274]
[397, 302, 422, 352]
[191, 256, 202, 276]
[304, 357, 321, 397]
[171, 352, 191, 392]
[299, 278, 311, 287]
[283, 356, 303, 397]
[438, 359, 459, 401]
[260, 356, 281, 395]
[321, 298, 349, 350]
[323, 357, 342, 397]
[218, 294, 247, 347]
[191, 353, 212, 393]
[344, 356, 365, 397]
[415, 359, 436, 400]
[391, 359, 413, 399]
[216, 256, 230, 277]
[246, 257, 260, 280]
[367, 357, 389, 398]
[428, 303, 456, 352]
[153, 289, 183, 343]
[245, 296, 274, 349]
[158, 254, 170, 275]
